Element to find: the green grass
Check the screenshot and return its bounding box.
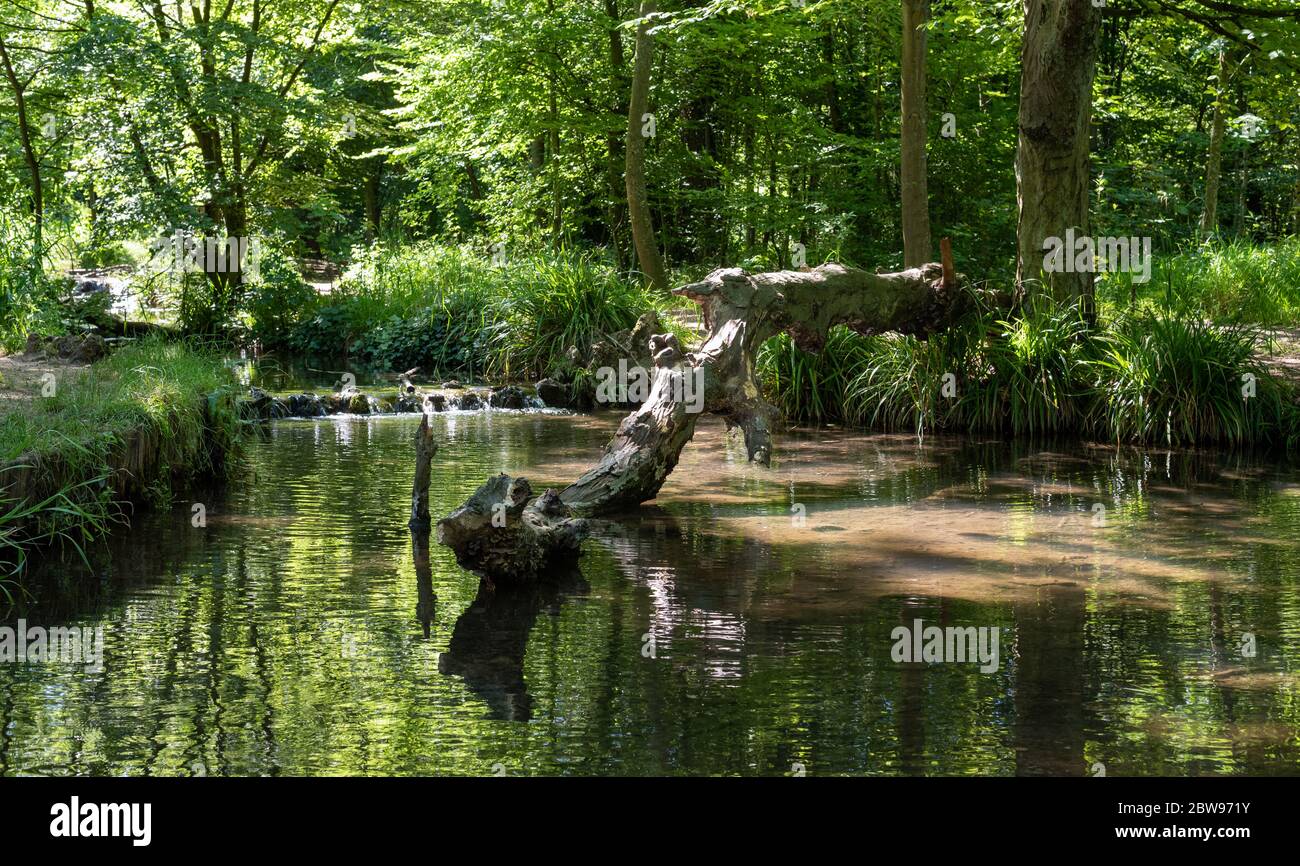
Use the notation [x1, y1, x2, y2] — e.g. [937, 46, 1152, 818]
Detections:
[1097, 236, 1300, 325]
[1089, 312, 1292, 447]
[757, 299, 1300, 449]
[0, 337, 241, 582]
[275, 242, 687, 380]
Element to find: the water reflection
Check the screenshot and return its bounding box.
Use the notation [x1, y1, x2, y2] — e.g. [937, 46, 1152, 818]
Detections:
[439, 563, 588, 722]
[2, 412, 1299, 776]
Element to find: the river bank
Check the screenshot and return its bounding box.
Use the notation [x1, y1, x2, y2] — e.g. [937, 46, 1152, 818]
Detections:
[0, 339, 242, 581]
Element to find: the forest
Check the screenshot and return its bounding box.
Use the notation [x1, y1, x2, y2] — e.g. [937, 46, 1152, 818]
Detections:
[2, 0, 1300, 782]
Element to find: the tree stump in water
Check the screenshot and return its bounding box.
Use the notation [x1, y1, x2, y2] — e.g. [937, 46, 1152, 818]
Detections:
[437, 258, 968, 574]
[410, 413, 437, 527]
[436, 474, 588, 582]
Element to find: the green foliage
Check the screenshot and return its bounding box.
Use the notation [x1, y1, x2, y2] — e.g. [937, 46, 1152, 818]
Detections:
[0, 337, 241, 580]
[0, 210, 60, 350]
[757, 328, 874, 426]
[288, 243, 674, 378]
[1089, 312, 1291, 446]
[1099, 237, 1300, 326]
[246, 246, 320, 347]
[758, 301, 1299, 448]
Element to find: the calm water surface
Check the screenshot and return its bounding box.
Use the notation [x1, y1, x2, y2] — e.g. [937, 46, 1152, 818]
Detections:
[4, 407, 1300, 776]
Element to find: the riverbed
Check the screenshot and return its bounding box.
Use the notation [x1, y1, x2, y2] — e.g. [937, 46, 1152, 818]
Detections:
[4, 408, 1300, 775]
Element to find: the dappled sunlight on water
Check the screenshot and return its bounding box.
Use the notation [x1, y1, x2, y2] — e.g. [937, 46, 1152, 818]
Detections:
[3, 410, 1300, 776]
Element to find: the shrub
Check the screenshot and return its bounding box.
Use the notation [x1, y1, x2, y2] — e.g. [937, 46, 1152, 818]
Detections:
[246, 246, 319, 347]
[756, 296, 1300, 448]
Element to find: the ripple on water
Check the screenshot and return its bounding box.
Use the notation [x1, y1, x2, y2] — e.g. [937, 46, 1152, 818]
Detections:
[4, 413, 1300, 776]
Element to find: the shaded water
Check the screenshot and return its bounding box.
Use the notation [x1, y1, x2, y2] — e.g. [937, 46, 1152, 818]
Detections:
[4, 409, 1300, 776]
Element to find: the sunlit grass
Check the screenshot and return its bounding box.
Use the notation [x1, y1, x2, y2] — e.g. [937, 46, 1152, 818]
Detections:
[757, 298, 1300, 448]
[0, 337, 240, 583]
[1097, 236, 1300, 325]
[283, 242, 690, 379]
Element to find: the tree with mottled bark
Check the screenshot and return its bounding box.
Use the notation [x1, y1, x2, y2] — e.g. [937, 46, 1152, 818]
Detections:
[1200, 49, 1232, 237]
[900, 0, 931, 268]
[1014, 0, 1101, 308]
[625, 0, 668, 290]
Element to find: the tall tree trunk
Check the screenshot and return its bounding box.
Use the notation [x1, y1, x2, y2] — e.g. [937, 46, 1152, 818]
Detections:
[1200, 50, 1230, 237]
[1014, 0, 1100, 309]
[365, 168, 382, 241]
[625, 0, 668, 290]
[823, 28, 844, 134]
[605, 0, 628, 265]
[0, 39, 42, 258]
[900, 0, 932, 268]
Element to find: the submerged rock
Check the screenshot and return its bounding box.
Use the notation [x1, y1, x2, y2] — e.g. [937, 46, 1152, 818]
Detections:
[240, 387, 289, 421]
[295, 394, 329, 416]
[245, 382, 540, 420]
[535, 377, 568, 407]
[394, 394, 423, 413]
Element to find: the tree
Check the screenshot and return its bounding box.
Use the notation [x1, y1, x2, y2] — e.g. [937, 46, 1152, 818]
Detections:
[900, 0, 931, 267]
[0, 36, 43, 258]
[625, 0, 668, 290]
[1014, 0, 1101, 307]
[1200, 48, 1232, 236]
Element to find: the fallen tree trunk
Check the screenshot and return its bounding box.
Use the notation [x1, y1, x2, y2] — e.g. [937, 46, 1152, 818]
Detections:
[562, 258, 968, 513]
[438, 256, 969, 571]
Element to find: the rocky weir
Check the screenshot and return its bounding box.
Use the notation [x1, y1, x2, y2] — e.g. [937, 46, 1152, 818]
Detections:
[237, 382, 545, 421]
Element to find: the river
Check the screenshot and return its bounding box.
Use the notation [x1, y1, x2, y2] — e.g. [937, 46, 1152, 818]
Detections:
[4, 405, 1300, 775]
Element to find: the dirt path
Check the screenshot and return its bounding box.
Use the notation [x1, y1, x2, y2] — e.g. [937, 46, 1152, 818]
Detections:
[0, 353, 88, 407]
[1260, 328, 1300, 388]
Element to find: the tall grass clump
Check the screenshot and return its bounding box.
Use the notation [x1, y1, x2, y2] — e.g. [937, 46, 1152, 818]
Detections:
[963, 302, 1095, 436]
[756, 327, 873, 425]
[0, 337, 241, 581]
[757, 293, 1299, 448]
[1087, 312, 1293, 446]
[493, 253, 668, 378]
[282, 242, 681, 380]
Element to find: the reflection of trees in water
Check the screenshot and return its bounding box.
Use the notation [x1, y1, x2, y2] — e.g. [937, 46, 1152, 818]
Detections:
[7, 423, 1300, 776]
[438, 562, 588, 721]
[1012, 586, 1086, 776]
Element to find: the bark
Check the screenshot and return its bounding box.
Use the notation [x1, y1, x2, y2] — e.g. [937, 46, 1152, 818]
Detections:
[1200, 50, 1230, 237]
[0, 38, 42, 252]
[605, 0, 629, 264]
[436, 475, 589, 582]
[900, 0, 932, 267]
[562, 260, 967, 512]
[1014, 0, 1101, 308]
[625, 0, 668, 290]
[410, 413, 438, 527]
[412, 524, 436, 638]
